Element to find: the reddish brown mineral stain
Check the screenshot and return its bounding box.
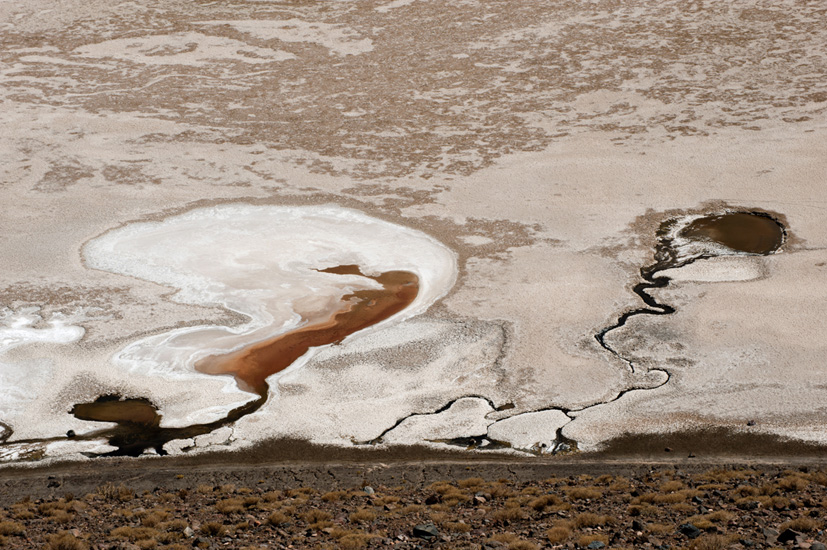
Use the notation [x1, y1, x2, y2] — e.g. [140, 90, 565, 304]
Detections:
[194, 265, 419, 395]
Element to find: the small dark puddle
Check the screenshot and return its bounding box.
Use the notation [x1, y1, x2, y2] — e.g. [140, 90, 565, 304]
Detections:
[680, 212, 785, 254]
[68, 393, 266, 457]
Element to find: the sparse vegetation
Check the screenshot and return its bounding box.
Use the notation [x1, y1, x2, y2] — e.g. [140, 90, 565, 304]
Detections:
[1, 467, 827, 549]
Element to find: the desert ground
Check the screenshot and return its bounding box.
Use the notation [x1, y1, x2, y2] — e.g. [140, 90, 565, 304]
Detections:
[1, 0, 827, 467]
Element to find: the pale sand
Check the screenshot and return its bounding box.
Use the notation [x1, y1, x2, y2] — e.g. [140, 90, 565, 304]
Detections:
[0, 0, 826, 462]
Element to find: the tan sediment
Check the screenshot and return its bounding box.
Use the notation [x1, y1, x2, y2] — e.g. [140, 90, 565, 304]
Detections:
[195, 265, 419, 395]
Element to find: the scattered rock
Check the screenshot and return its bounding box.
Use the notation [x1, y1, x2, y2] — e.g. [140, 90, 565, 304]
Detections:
[632, 520, 644, 531]
[413, 523, 439, 540]
[763, 527, 780, 543]
[183, 526, 194, 538]
[678, 523, 702, 539]
[810, 542, 826, 550]
[587, 541, 605, 549]
[363, 486, 375, 495]
[777, 528, 802, 543]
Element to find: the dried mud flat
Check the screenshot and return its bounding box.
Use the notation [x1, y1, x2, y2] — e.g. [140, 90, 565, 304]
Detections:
[2, 0, 827, 464]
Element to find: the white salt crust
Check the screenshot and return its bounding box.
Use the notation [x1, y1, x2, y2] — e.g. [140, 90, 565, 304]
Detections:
[81, 204, 458, 427]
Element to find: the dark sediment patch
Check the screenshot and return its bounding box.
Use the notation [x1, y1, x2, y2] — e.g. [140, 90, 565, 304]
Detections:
[589, 427, 827, 458]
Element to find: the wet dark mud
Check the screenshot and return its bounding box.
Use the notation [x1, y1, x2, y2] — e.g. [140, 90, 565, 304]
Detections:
[1, 266, 418, 458]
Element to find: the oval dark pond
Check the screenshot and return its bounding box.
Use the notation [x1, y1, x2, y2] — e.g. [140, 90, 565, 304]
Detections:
[679, 212, 785, 254]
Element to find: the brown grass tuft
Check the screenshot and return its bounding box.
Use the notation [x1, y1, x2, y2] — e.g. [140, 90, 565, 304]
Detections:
[321, 490, 348, 502]
[780, 517, 821, 532]
[348, 509, 376, 524]
[546, 526, 571, 544]
[565, 487, 603, 500]
[507, 542, 538, 550]
[200, 522, 226, 537]
[44, 532, 87, 550]
[215, 498, 245, 515]
[110, 527, 160, 541]
[530, 494, 563, 511]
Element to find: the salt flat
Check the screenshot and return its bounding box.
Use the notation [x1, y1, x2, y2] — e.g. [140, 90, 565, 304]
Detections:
[0, 0, 825, 463]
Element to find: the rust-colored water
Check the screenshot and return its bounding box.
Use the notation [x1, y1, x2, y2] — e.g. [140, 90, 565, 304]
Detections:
[680, 212, 784, 254]
[195, 265, 419, 395]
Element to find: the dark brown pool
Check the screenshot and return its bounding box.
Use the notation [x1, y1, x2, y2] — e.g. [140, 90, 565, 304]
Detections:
[679, 212, 785, 254]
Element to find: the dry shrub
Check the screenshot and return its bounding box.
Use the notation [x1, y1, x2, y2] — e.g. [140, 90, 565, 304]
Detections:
[491, 507, 524, 523]
[215, 498, 244, 515]
[546, 526, 571, 544]
[660, 480, 685, 493]
[577, 534, 609, 547]
[443, 521, 471, 533]
[646, 523, 674, 535]
[490, 533, 519, 544]
[507, 542, 538, 550]
[321, 491, 348, 502]
[262, 490, 283, 502]
[200, 522, 226, 537]
[689, 534, 733, 550]
[442, 489, 470, 507]
[157, 531, 183, 544]
[780, 517, 821, 532]
[218, 484, 236, 494]
[521, 486, 541, 496]
[142, 510, 170, 528]
[349, 509, 376, 524]
[574, 512, 616, 528]
[732, 485, 759, 498]
[609, 478, 632, 491]
[268, 511, 289, 526]
[110, 527, 160, 541]
[735, 497, 760, 510]
[653, 492, 686, 504]
[338, 533, 373, 549]
[670, 502, 696, 513]
[566, 487, 603, 501]
[628, 504, 658, 517]
[372, 495, 399, 506]
[1, 522, 25, 537]
[96, 483, 134, 502]
[396, 505, 424, 516]
[302, 509, 332, 524]
[810, 471, 827, 486]
[44, 532, 87, 550]
[530, 494, 563, 511]
[458, 477, 484, 489]
[136, 539, 157, 550]
[488, 483, 516, 499]
[778, 475, 808, 492]
[286, 487, 314, 497]
[10, 506, 34, 521]
[427, 481, 455, 495]
[49, 511, 74, 524]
